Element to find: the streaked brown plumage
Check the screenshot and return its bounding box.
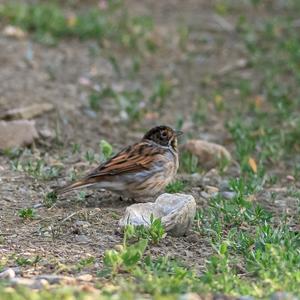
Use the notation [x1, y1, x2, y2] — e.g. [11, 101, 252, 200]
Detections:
[55, 125, 182, 201]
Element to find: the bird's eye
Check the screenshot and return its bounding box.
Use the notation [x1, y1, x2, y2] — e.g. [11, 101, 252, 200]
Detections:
[161, 131, 167, 138]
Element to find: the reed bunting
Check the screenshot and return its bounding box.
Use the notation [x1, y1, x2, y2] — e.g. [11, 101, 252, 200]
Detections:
[55, 125, 182, 201]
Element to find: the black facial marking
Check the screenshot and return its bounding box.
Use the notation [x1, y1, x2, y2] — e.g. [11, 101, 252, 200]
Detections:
[143, 125, 176, 146]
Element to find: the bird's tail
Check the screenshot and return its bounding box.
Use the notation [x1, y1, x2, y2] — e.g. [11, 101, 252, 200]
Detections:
[55, 178, 96, 195]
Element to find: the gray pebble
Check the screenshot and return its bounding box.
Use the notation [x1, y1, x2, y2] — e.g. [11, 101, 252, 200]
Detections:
[10, 278, 48, 289]
[271, 292, 299, 300]
[83, 108, 97, 118]
[36, 274, 67, 284]
[200, 191, 210, 199]
[219, 180, 231, 192]
[74, 221, 90, 228]
[238, 296, 255, 300]
[221, 191, 236, 200]
[0, 268, 15, 279]
[75, 234, 90, 243]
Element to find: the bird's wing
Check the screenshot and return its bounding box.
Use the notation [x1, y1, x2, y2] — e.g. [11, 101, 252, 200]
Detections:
[55, 141, 166, 195]
[85, 141, 165, 178]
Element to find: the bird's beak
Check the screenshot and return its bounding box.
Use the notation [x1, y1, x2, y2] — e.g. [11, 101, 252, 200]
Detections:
[175, 130, 183, 137]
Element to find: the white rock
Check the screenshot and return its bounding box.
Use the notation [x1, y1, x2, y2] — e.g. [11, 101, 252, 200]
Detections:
[119, 193, 196, 236]
[0, 268, 16, 279]
[3, 25, 26, 39]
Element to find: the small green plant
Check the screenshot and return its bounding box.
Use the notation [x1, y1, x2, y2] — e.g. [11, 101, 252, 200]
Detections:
[177, 25, 190, 50]
[0, 2, 154, 49]
[21, 159, 61, 180]
[89, 87, 115, 111]
[133, 256, 198, 295]
[116, 89, 144, 121]
[2, 147, 23, 159]
[15, 257, 31, 266]
[125, 215, 166, 244]
[15, 255, 41, 267]
[165, 180, 186, 193]
[103, 239, 148, 275]
[71, 143, 81, 154]
[18, 208, 35, 220]
[76, 257, 95, 271]
[192, 96, 208, 126]
[100, 139, 113, 160]
[180, 151, 199, 174]
[150, 75, 172, 108]
[84, 150, 95, 164]
[43, 191, 58, 208]
[68, 169, 79, 181]
[108, 55, 121, 76]
[76, 191, 86, 202]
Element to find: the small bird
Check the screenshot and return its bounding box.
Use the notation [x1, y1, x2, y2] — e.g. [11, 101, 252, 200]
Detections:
[55, 125, 182, 201]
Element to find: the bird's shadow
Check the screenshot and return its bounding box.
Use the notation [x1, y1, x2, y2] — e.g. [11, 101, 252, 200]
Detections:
[55, 190, 136, 209]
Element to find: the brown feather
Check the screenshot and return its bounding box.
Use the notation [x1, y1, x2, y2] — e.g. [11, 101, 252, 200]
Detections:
[85, 141, 164, 179]
[55, 178, 95, 194]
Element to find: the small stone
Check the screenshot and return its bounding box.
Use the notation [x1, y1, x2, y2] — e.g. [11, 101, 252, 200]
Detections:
[0, 120, 38, 149]
[177, 173, 202, 187]
[78, 77, 92, 86]
[74, 221, 90, 228]
[183, 139, 231, 169]
[77, 274, 93, 282]
[33, 203, 44, 209]
[75, 235, 90, 243]
[219, 180, 230, 192]
[179, 293, 202, 300]
[83, 108, 97, 118]
[286, 175, 295, 182]
[39, 128, 54, 139]
[3, 25, 26, 39]
[0, 268, 16, 279]
[10, 278, 48, 289]
[11, 267, 21, 275]
[0, 103, 54, 120]
[221, 191, 236, 200]
[205, 185, 219, 194]
[119, 193, 196, 237]
[37, 279, 49, 289]
[238, 296, 255, 300]
[271, 292, 298, 300]
[37, 274, 75, 285]
[202, 169, 222, 186]
[200, 191, 210, 199]
[36, 275, 62, 284]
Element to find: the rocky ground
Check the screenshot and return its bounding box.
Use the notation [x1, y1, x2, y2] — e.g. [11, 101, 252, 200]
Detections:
[0, 0, 300, 299]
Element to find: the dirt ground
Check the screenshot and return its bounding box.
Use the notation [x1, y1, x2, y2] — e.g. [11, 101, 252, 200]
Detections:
[0, 0, 299, 283]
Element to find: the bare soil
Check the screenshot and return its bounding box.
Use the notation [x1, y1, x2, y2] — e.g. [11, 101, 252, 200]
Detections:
[0, 0, 298, 282]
